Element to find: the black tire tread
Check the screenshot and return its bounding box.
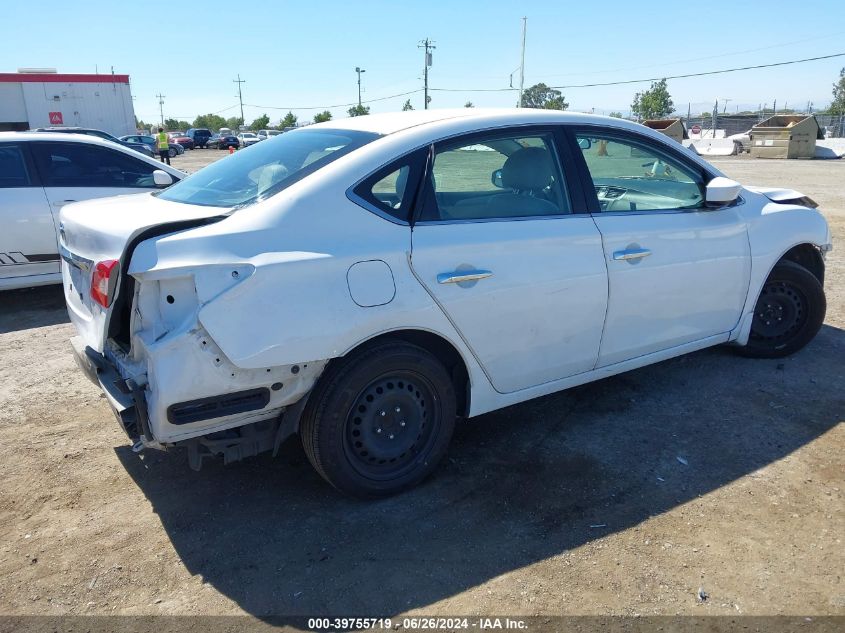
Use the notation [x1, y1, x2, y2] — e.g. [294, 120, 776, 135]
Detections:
[300, 340, 456, 497]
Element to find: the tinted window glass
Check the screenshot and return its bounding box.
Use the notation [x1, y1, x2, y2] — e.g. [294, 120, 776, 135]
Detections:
[353, 155, 421, 222]
[0, 144, 32, 188]
[31, 142, 159, 188]
[425, 133, 569, 221]
[158, 128, 378, 208]
[576, 134, 704, 212]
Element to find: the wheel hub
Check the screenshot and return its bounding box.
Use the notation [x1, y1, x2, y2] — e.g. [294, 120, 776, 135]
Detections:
[345, 374, 435, 478]
[751, 281, 806, 340]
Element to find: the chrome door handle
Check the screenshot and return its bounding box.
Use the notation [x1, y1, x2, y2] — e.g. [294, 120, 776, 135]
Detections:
[612, 248, 651, 261]
[437, 270, 493, 284]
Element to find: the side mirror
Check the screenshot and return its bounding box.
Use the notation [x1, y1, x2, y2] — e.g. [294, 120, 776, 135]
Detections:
[491, 168, 504, 188]
[577, 137, 592, 150]
[152, 169, 173, 188]
[705, 176, 742, 206]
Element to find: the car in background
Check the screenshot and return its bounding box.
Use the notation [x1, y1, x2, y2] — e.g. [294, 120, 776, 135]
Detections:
[0, 131, 183, 290]
[167, 132, 194, 150]
[32, 127, 155, 158]
[257, 129, 282, 141]
[57, 109, 832, 497]
[120, 135, 184, 158]
[208, 134, 239, 150]
[237, 132, 261, 147]
[186, 128, 212, 148]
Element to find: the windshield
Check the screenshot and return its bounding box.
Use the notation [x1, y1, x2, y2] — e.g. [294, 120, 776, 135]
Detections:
[157, 128, 378, 208]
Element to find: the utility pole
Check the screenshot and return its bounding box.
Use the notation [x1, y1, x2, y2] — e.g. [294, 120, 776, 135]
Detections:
[712, 99, 718, 139]
[233, 74, 246, 126]
[419, 38, 435, 109]
[722, 98, 731, 113]
[355, 67, 366, 107]
[156, 93, 165, 126]
[518, 17, 527, 108]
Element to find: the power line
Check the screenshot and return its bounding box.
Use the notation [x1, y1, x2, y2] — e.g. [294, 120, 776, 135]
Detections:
[430, 52, 845, 93]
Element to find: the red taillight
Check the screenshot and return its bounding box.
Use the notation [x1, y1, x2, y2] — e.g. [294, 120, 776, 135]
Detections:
[90, 259, 119, 308]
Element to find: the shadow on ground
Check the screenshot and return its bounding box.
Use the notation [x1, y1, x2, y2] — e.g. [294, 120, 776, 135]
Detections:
[0, 285, 68, 333]
[115, 325, 844, 620]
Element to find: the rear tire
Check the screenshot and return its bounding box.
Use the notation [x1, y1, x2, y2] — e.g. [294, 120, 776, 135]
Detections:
[737, 260, 825, 358]
[300, 341, 456, 498]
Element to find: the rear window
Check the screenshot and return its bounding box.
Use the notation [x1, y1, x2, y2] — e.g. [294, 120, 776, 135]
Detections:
[157, 128, 378, 208]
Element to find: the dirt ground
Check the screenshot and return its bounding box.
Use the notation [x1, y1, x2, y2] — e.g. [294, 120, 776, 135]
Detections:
[0, 153, 842, 625]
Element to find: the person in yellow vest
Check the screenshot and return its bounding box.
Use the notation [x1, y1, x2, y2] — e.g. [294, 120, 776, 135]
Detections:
[156, 127, 170, 165]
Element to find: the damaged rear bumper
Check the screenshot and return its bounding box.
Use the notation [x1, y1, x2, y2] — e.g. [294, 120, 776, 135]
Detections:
[70, 336, 150, 442]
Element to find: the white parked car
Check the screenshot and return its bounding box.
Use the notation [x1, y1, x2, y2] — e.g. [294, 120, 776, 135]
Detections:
[257, 129, 283, 141]
[61, 109, 831, 497]
[0, 132, 184, 290]
[237, 132, 261, 147]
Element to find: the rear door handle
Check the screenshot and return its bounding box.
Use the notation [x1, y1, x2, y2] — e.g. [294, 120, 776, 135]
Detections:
[437, 270, 493, 284]
[53, 199, 78, 208]
[612, 248, 651, 261]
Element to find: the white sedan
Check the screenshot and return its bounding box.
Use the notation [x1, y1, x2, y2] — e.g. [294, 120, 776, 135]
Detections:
[60, 109, 831, 497]
[236, 132, 261, 147]
[0, 132, 184, 290]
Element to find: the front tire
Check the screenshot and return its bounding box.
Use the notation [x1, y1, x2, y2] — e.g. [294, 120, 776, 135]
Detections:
[738, 260, 825, 358]
[300, 341, 456, 497]
[168, 147, 176, 158]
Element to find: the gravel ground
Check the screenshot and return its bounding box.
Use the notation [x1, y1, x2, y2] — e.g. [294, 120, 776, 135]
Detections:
[0, 154, 842, 623]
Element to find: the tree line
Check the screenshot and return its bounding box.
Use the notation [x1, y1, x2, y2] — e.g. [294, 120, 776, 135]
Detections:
[138, 68, 845, 132]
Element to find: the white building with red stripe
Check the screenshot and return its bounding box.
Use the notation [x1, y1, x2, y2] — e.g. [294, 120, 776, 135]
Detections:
[0, 69, 136, 136]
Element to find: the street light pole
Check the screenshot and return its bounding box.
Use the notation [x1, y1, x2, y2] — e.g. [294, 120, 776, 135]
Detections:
[355, 67, 366, 107]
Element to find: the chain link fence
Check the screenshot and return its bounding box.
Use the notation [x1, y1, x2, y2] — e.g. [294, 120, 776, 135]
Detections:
[678, 113, 845, 138]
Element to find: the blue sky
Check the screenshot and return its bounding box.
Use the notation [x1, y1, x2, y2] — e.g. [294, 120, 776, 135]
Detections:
[2, 0, 844, 125]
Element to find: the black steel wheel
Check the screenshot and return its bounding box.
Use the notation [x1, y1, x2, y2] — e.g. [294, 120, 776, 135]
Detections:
[300, 341, 456, 497]
[738, 260, 825, 358]
[344, 372, 439, 481]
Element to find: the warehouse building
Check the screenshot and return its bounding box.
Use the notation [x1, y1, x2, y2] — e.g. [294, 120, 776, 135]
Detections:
[0, 68, 136, 136]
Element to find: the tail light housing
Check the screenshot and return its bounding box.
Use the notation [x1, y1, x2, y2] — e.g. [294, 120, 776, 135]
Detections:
[90, 259, 119, 308]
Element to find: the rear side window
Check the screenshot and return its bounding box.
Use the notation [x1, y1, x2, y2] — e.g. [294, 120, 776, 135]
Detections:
[351, 150, 426, 223]
[31, 142, 159, 188]
[158, 128, 378, 208]
[0, 144, 32, 188]
[423, 133, 570, 221]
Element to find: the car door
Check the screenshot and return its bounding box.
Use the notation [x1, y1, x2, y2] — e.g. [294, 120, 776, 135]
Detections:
[0, 142, 60, 286]
[408, 128, 608, 394]
[29, 140, 165, 222]
[570, 128, 751, 367]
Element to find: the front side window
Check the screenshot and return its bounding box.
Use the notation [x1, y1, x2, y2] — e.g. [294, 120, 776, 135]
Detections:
[158, 128, 378, 208]
[0, 144, 32, 188]
[31, 142, 159, 188]
[423, 133, 569, 221]
[576, 133, 704, 212]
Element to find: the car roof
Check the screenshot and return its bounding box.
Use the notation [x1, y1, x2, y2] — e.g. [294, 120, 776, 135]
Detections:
[311, 107, 650, 136]
[0, 131, 186, 177]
